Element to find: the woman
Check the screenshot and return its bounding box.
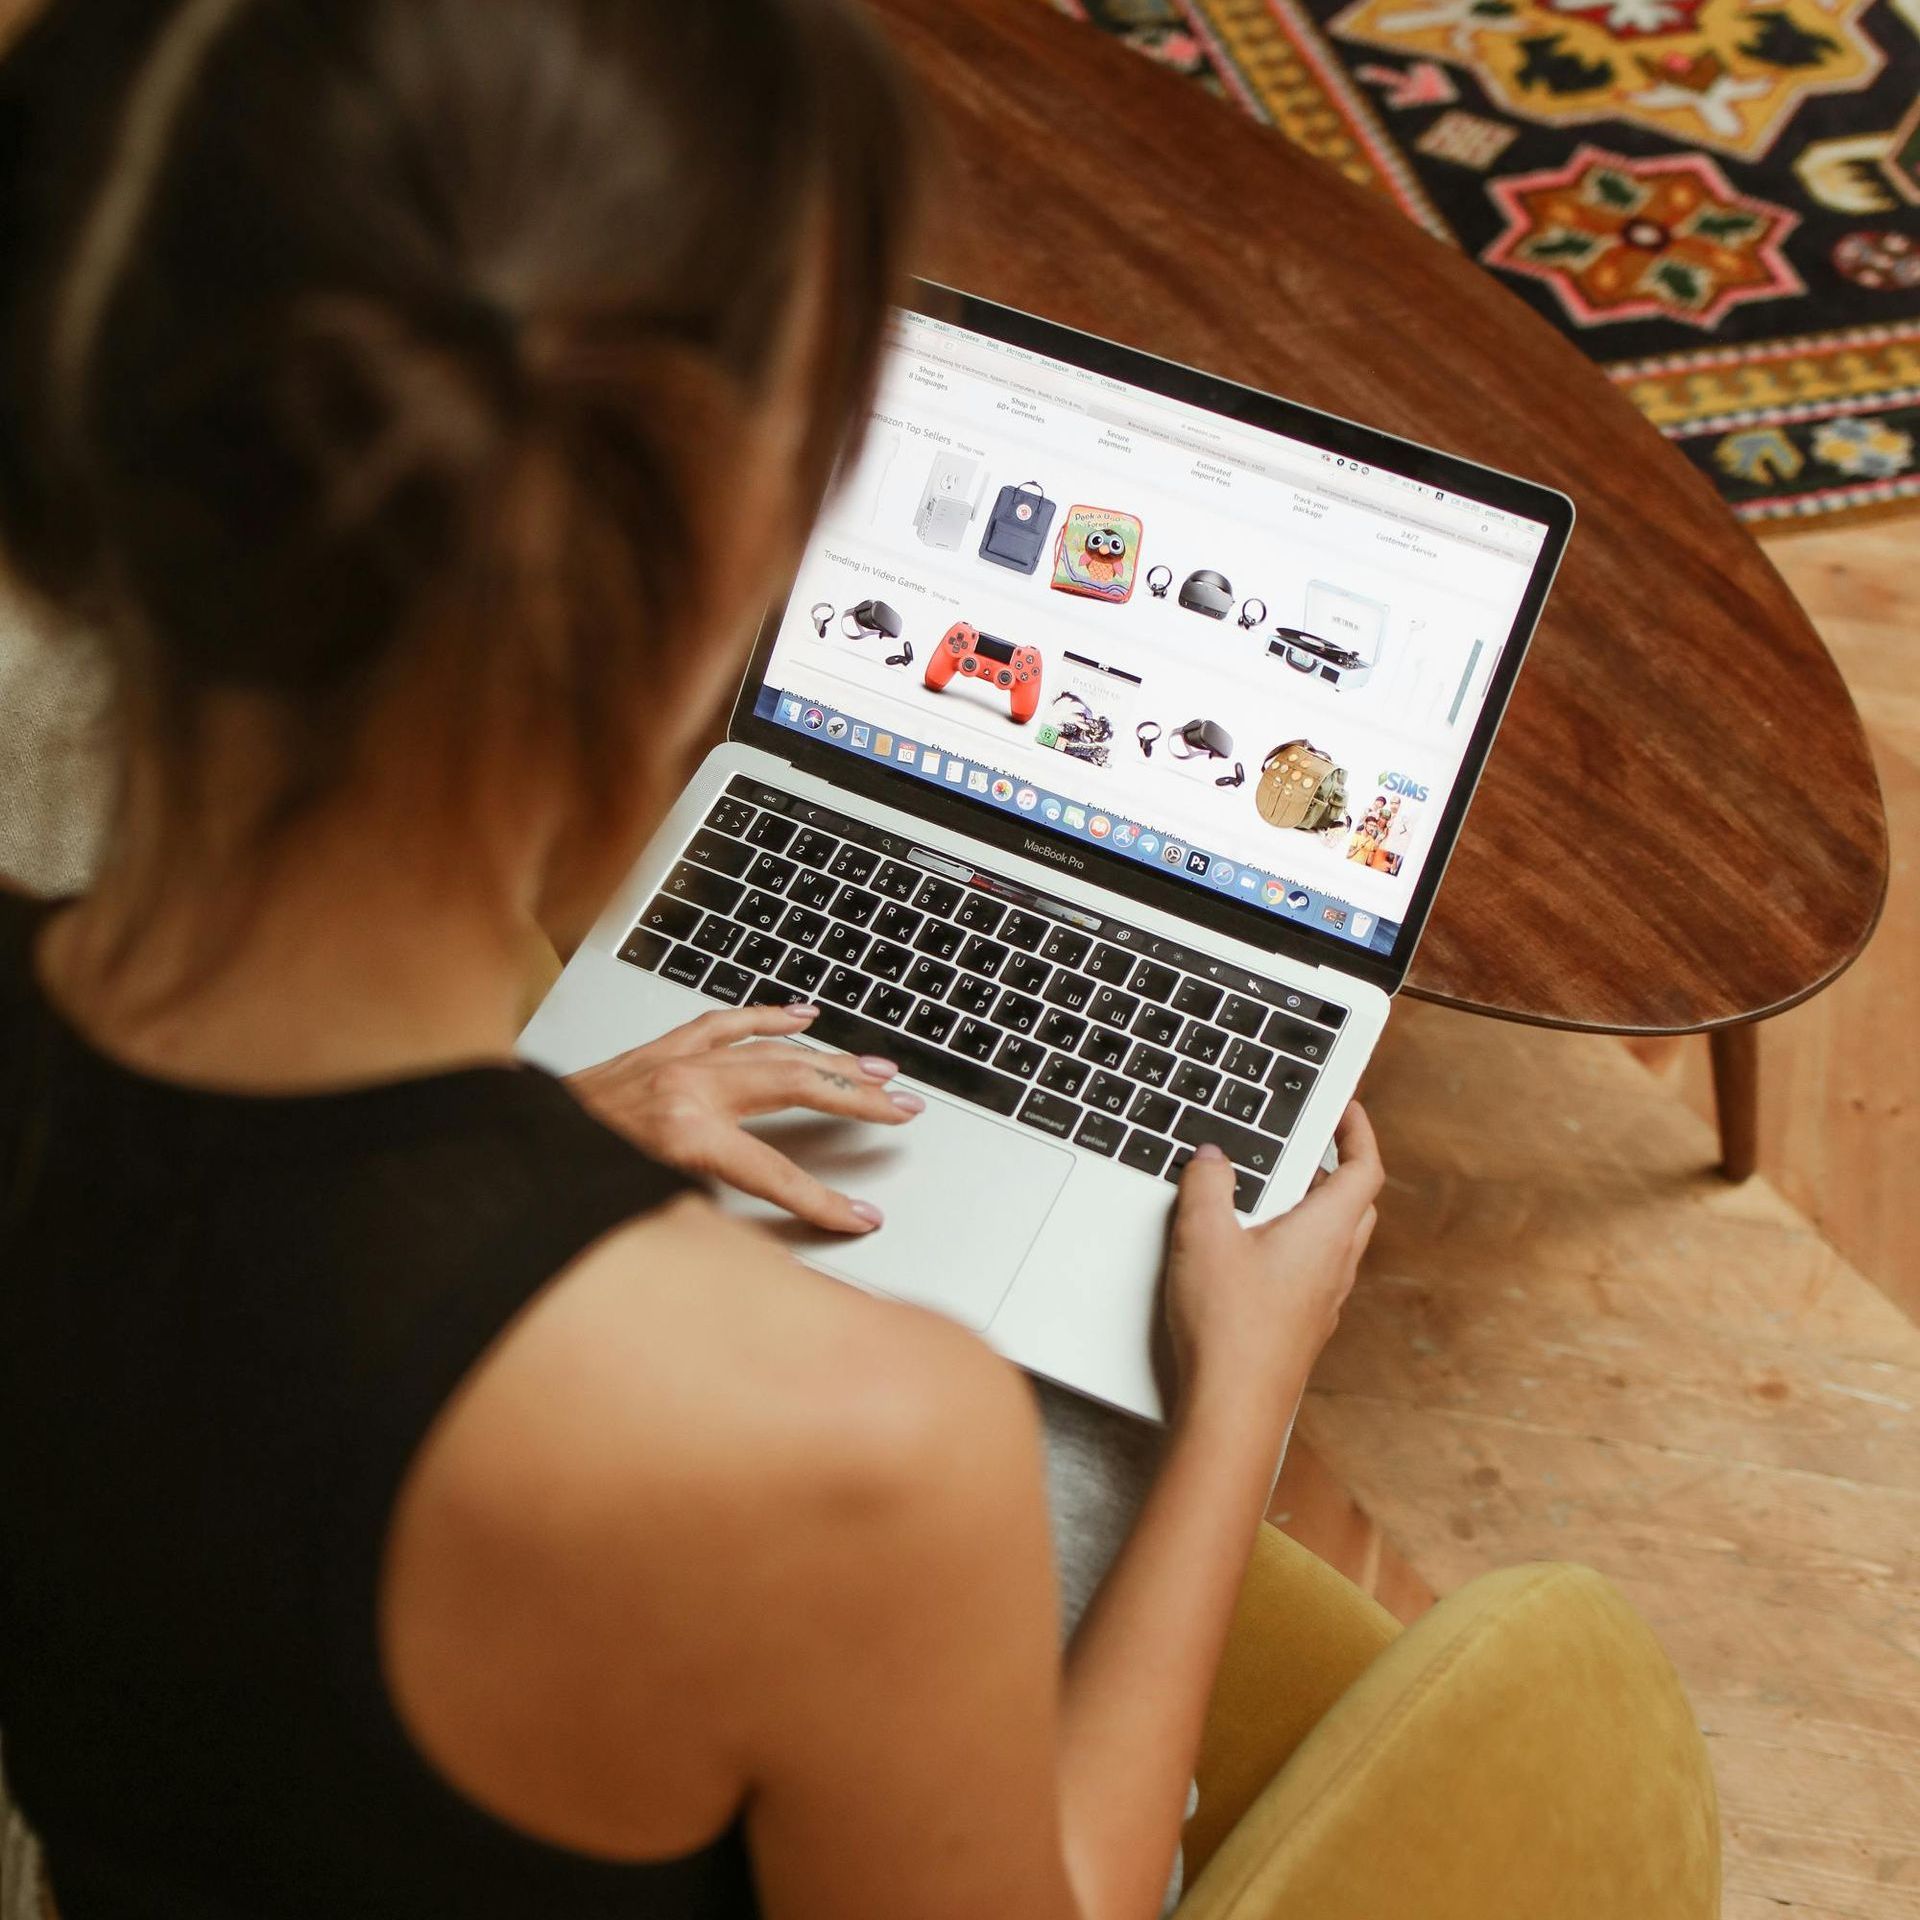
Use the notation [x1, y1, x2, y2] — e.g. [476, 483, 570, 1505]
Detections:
[0, 2, 1383, 1917]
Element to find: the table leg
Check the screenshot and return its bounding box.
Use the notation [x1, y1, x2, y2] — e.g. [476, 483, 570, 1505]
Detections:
[1709, 1023, 1760, 1183]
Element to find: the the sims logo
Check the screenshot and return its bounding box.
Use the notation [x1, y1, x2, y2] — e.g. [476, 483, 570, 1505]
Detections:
[1377, 770, 1430, 802]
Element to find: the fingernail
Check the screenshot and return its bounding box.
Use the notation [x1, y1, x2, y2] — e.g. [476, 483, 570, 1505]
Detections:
[1195, 1142, 1227, 1162]
[850, 1199, 885, 1230]
[858, 1055, 898, 1080]
[787, 1001, 821, 1019]
[888, 1089, 926, 1115]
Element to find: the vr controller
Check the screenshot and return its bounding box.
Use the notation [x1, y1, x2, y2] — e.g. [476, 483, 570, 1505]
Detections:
[925, 622, 1042, 724]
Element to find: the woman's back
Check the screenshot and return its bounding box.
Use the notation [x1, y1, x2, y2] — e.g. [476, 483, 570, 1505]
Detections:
[0, 891, 756, 1919]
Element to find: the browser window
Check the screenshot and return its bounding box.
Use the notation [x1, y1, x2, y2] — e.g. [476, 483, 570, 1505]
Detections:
[753, 309, 1550, 956]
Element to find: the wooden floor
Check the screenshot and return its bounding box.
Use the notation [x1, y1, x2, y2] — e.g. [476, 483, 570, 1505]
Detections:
[1273, 517, 1919, 1916]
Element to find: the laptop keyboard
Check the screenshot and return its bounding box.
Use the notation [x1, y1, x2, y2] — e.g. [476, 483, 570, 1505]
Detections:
[614, 778, 1348, 1214]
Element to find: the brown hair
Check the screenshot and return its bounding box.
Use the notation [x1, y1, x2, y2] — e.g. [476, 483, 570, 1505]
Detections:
[0, 0, 920, 875]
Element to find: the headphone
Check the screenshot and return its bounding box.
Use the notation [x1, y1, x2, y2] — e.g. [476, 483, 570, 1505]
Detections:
[1136, 720, 1163, 757]
[1146, 565, 1173, 600]
[1237, 598, 1268, 630]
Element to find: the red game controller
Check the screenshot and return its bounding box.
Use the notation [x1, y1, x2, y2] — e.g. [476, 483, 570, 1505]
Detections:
[924, 622, 1042, 724]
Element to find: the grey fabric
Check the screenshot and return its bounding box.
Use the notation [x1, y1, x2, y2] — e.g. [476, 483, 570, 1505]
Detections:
[1035, 1377, 1196, 1916]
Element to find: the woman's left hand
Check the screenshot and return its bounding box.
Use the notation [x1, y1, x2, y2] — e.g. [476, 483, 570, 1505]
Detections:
[565, 1003, 921, 1235]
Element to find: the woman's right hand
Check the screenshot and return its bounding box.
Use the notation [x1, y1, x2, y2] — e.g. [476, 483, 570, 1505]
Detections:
[1163, 1103, 1384, 1425]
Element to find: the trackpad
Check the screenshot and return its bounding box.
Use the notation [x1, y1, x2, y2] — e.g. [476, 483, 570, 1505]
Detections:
[717, 1102, 1072, 1331]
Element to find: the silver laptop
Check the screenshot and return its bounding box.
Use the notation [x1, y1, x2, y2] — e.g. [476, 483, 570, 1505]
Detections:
[521, 283, 1573, 1421]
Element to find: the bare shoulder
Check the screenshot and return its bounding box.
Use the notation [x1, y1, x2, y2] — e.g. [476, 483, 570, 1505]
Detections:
[381, 1191, 1044, 1858]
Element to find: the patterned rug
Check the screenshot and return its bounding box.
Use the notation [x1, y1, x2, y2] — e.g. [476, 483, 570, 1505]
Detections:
[1053, 0, 1920, 525]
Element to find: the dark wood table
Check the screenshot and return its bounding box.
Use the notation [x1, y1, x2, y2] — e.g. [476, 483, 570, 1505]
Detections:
[869, 0, 1889, 1178]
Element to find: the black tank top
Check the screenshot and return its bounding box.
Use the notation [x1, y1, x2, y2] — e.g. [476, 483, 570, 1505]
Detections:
[0, 892, 760, 1919]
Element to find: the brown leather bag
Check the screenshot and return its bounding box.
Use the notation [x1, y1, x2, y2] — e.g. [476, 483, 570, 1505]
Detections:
[1256, 740, 1350, 832]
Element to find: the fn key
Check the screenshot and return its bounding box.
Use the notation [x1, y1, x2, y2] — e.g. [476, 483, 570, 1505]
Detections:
[617, 927, 670, 973]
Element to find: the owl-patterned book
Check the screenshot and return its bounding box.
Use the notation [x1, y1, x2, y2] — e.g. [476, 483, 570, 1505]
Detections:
[1051, 505, 1144, 604]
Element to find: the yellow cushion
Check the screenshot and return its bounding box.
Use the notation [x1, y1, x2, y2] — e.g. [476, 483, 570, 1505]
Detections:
[1182, 1545, 1719, 1919]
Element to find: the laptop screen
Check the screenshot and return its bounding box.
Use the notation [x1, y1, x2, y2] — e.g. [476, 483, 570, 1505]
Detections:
[741, 292, 1563, 973]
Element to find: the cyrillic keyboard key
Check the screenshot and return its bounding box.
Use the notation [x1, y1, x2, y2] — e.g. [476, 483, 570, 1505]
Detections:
[1085, 1072, 1131, 1116]
[1222, 1038, 1275, 1084]
[952, 1018, 999, 1062]
[637, 894, 701, 942]
[787, 870, 838, 911]
[1131, 1003, 1181, 1048]
[1170, 1062, 1221, 1106]
[1090, 986, 1140, 1029]
[1043, 970, 1094, 1013]
[872, 861, 919, 901]
[1085, 943, 1134, 984]
[1001, 910, 1050, 951]
[957, 935, 1009, 979]
[1039, 1053, 1090, 1098]
[913, 920, 964, 961]
[905, 957, 955, 999]
[992, 991, 1042, 1034]
[701, 964, 753, 1005]
[737, 890, 785, 933]
[819, 966, 868, 1009]
[831, 887, 880, 929]
[1128, 1088, 1179, 1134]
[866, 940, 913, 983]
[776, 949, 828, 993]
[1074, 1110, 1125, 1157]
[1002, 952, 1051, 996]
[777, 907, 828, 949]
[947, 974, 997, 1017]
[1177, 1023, 1227, 1066]
[1019, 1089, 1079, 1138]
[660, 945, 712, 989]
[660, 862, 743, 915]
[617, 927, 671, 972]
[873, 902, 922, 943]
[1120, 1129, 1173, 1178]
[806, 1004, 1021, 1115]
[685, 829, 755, 878]
[819, 924, 870, 967]
[1080, 1026, 1128, 1070]
[737, 932, 785, 974]
[743, 851, 796, 894]
[1172, 1107, 1286, 1176]
[1124, 1044, 1174, 1089]
[995, 1035, 1045, 1079]
[1214, 1078, 1265, 1125]
[905, 1000, 958, 1046]
[1037, 1010, 1087, 1053]
[828, 845, 878, 884]
[864, 983, 914, 1027]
